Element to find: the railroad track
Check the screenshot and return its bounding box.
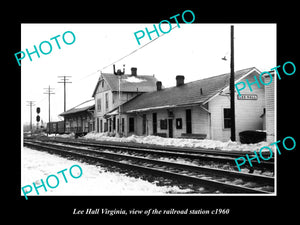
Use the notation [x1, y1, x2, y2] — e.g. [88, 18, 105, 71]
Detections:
[24, 139, 274, 194]
[27, 136, 274, 173]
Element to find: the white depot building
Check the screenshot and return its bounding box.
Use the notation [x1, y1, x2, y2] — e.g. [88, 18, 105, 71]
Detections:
[91, 67, 275, 143]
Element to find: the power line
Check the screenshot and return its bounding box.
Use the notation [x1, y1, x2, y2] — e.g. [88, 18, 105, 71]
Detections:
[101, 25, 178, 71]
[80, 26, 178, 81]
[25, 25, 179, 114]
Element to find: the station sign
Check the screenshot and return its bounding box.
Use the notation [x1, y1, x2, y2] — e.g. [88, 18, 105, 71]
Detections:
[237, 94, 258, 100]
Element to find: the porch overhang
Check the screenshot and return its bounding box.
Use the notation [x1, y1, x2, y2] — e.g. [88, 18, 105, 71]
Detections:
[125, 102, 202, 114]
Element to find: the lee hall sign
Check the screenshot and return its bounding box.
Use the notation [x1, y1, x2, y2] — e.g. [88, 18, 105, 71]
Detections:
[237, 94, 258, 100]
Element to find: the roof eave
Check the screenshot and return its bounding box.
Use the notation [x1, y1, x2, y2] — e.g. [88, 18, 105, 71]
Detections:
[59, 105, 95, 117]
[92, 80, 100, 97]
[202, 67, 261, 105]
[125, 102, 202, 113]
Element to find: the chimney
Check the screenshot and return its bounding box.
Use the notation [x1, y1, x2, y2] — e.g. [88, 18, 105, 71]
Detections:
[176, 75, 185, 86]
[156, 81, 162, 91]
[131, 67, 137, 76]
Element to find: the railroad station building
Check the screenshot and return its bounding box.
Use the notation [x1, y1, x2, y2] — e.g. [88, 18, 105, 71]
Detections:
[92, 67, 158, 134]
[118, 67, 275, 142]
[91, 66, 275, 143]
[59, 99, 95, 134]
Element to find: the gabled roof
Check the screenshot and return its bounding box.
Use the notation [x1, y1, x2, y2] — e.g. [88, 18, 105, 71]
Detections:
[59, 99, 95, 116]
[122, 67, 260, 113]
[92, 73, 158, 97]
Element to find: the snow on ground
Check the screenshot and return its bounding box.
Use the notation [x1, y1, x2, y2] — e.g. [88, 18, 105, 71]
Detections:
[48, 132, 75, 138]
[81, 132, 270, 152]
[21, 147, 192, 197]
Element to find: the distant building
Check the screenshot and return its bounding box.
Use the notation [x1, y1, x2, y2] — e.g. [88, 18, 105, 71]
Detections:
[92, 67, 158, 134]
[59, 99, 95, 134]
[119, 67, 274, 142]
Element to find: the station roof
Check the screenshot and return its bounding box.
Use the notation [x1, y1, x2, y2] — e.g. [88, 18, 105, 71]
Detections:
[92, 73, 158, 97]
[121, 67, 260, 113]
[59, 99, 95, 116]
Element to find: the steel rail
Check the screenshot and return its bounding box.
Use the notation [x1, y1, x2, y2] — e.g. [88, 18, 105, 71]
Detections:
[38, 136, 275, 158]
[24, 140, 273, 194]
[27, 140, 274, 185]
[27, 137, 274, 171]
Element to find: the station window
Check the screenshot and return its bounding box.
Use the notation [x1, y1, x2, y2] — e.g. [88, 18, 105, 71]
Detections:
[142, 114, 147, 135]
[105, 93, 109, 110]
[160, 119, 167, 130]
[122, 118, 125, 133]
[223, 108, 231, 128]
[113, 117, 116, 130]
[129, 117, 134, 132]
[96, 118, 99, 132]
[176, 118, 182, 129]
[186, 109, 192, 134]
[104, 121, 108, 132]
[97, 98, 101, 112]
[152, 113, 157, 134]
[100, 119, 103, 132]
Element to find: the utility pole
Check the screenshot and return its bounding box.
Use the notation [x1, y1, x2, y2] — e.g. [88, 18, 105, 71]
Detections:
[230, 25, 236, 141]
[57, 76, 72, 112]
[58, 76, 72, 133]
[26, 101, 35, 134]
[113, 64, 125, 137]
[43, 86, 55, 135]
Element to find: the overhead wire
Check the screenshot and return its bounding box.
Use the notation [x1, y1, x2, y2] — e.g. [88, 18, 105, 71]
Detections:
[25, 25, 178, 112]
[100, 25, 178, 71]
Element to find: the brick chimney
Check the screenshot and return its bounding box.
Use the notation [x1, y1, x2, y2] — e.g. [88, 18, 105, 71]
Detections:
[156, 81, 162, 91]
[176, 75, 185, 86]
[131, 67, 137, 76]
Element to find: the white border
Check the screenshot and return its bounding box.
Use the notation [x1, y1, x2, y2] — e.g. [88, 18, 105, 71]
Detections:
[21, 23, 277, 197]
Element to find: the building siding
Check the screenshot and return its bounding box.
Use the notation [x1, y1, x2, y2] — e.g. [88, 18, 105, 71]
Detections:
[264, 75, 275, 143]
[209, 73, 265, 141]
[64, 112, 93, 133]
[91, 68, 274, 143]
[94, 76, 140, 134]
[127, 106, 209, 138]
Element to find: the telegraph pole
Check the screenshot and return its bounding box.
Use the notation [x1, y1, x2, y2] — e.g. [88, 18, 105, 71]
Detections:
[58, 76, 72, 112]
[26, 101, 35, 134]
[43, 86, 55, 135]
[113, 65, 125, 137]
[230, 25, 236, 141]
[58, 76, 72, 133]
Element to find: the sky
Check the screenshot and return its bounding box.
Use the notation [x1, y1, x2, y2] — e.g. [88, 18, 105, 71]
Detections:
[21, 23, 276, 125]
